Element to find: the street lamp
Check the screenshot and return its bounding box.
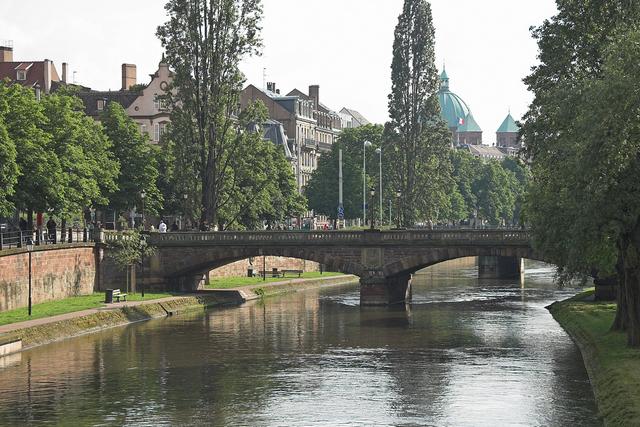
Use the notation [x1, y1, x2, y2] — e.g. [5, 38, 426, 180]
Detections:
[363, 140, 372, 226]
[140, 191, 146, 230]
[26, 239, 33, 316]
[369, 188, 376, 230]
[375, 147, 382, 226]
[139, 234, 147, 298]
[396, 190, 402, 229]
[183, 193, 188, 230]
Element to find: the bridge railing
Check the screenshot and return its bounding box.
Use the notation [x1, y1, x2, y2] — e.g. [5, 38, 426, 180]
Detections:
[139, 229, 531, 246]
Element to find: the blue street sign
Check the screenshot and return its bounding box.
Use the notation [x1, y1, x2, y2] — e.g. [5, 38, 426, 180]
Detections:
[337, 205, 344, 220]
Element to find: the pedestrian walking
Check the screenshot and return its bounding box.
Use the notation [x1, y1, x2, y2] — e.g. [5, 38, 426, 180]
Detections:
[170, 221, 179, 232]
[159, 220, 167, 233]
[46, 217, 57, 243]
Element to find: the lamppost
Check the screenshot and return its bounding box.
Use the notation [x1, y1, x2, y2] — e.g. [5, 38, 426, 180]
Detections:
[363, 140, 372, 226]
[396, 190, 402, 229]
[139, 234, 146, 298]
[375, 147, 382, 226]
[182, 193, 188, 230]
[26, 238, 33, 316]
[140, 191, 146, 230]
[369, 188, 376, 230]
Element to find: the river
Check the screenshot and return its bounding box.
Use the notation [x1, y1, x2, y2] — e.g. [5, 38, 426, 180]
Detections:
[0, 259, 600, 426]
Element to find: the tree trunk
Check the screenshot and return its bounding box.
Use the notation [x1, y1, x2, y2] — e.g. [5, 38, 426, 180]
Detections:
[612, 251, 627, 331]
[626, 225, 640, 347]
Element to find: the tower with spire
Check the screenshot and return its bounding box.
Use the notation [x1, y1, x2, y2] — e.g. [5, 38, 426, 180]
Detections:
[496, 111, 520, 150]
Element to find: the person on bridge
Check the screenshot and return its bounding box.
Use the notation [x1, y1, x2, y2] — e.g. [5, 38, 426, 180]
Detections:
[46, 217, 57, 243]
[159, 220, 167, 233]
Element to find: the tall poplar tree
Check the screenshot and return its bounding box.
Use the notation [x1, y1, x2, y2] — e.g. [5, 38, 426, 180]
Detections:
[385, 0, 452, 227]
[157, 0, 263, 228]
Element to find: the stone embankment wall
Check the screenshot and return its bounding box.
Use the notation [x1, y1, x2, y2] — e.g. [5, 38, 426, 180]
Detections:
[0, 245, 97, 312]
[210, 256, 319, 278]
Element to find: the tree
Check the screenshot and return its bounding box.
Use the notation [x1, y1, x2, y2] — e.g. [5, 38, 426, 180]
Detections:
[1, 81, 63, 227]
[385, 0, 452, 227]
[40, 94, 119, 220]
[106, 230, 156, 293]
[522, 2, 640, 346]
[157, 0, 263, 227]
[100, 102, 162, 219]
[305, 125, 384, 224]
[0, 90, 18, 216]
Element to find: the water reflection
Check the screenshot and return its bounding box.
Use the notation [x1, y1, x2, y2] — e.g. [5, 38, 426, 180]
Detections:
[0, 259, 600, 426]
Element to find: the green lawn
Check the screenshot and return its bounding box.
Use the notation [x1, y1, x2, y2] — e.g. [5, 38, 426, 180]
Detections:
[549, 290, 640, 426]
[206, 271, 343, 289]
[0, 292, 176, 327]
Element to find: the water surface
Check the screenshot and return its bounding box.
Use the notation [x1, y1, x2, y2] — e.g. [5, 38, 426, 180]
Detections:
[0, 260, 600, 426]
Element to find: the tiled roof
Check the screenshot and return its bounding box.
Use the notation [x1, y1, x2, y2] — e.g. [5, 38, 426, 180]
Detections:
[497, 113, 520, 133]
[457, 111, 482, 133]
[341, 108, 370, 126]
[465, 144, 506, 159]
[0, 61, 59, 89]
[76, 90, 140, 117]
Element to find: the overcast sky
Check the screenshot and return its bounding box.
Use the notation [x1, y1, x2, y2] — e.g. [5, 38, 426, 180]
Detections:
[4, 0, 557, 144]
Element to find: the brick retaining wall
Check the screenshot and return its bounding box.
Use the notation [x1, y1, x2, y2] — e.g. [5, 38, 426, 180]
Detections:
[0, 246, 97, 312]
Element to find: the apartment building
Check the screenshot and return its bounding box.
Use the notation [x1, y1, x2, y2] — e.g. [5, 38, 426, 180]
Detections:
[0, 42, 67, 94]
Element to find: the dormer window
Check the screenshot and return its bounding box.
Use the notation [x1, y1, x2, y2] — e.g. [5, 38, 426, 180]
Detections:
[16, 70, 26, 81]
[97, 99, 105, 111]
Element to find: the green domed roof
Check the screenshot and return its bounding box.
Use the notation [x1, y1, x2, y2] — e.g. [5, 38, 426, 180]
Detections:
[438, 69, 470, 130]
[457, 111, 482, 133]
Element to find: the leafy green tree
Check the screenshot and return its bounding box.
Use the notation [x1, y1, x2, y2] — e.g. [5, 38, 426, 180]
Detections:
[100, 102, 162, 217]
[385, 0, 452, 227]
[1, 81, 63, 226]
[522, 2, 640, 345]
[472, 161, 517, 226]
[157, 0, 263, 227]
[305, 125, 384, 224]
[0, 91, 18, 216]
[40, 94, 119, 220]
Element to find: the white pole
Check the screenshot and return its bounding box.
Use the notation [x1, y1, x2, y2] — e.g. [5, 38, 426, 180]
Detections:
[378, 149, 383, 225]
[339, 149, 343, 229]
[363, 141, 367, 226]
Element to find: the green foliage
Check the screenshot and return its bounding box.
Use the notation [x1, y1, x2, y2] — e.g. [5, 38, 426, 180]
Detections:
[305, 125, 384, 221]
[40, 94, 119, 216]
[157, 0, 264, 226]
[100, 102, 162, 215]
[385, 0, 453, 226]
[522, 3, 640, 344]
[106, 230, 156, 269]
[0, 85, 18, 216]
[0, 81, 63, 214]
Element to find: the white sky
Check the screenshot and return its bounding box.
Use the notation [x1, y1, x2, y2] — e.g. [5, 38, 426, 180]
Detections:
[3, 0, 557, 144]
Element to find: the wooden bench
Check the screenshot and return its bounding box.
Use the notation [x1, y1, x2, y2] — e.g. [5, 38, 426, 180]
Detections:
[258, 270, 284, 278]
[281, 269, 303, 278]
[113, 289, 128, 303]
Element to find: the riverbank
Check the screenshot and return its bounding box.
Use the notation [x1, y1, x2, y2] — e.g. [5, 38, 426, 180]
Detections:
[548, 290, 640, 426]
[0, 274, 356, 356]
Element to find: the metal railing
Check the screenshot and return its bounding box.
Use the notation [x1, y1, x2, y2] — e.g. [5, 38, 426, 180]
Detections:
[0, 228, 94, 251]
[140, 229, 531, 246]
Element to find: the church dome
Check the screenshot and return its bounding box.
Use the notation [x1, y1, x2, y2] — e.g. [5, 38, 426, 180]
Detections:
[438, 69, 470, 131]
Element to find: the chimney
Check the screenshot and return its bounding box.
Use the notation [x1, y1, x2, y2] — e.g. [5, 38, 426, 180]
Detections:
[121, 63, 137, 90]
[62, 62, 68, 83]
[43, 59, 52, 94]
[309, 85, 319, 108]
[0, 43, 13, 62]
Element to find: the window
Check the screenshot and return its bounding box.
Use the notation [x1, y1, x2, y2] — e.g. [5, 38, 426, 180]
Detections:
[154, 95, 160, 110]
[140, 124, 147, 135]
[16, 70, 26, 81]
[154, 123, 160, 142]
[97, 99, 105, 111]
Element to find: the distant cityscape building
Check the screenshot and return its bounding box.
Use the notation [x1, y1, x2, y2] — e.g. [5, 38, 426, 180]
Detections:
[0, 42, 67, 94]
[340, 107, 370, 129]
[437, 67, 521, 157]
[76, 59, 173, 144]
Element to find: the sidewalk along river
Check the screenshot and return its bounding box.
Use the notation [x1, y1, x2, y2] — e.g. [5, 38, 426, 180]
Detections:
[0, 259, 599, 426]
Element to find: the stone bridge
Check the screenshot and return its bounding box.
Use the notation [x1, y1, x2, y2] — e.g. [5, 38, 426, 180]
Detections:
[116, 229, 541, 305]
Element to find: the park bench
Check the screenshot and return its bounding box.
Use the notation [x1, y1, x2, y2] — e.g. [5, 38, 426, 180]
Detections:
[113, 289, 128, 303]
[258, 270, 284, 278]
[281, 269, 304, 278]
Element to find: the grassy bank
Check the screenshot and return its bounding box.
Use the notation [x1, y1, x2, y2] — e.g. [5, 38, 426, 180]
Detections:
[548, 290, 640, 426]
[0, 292, 175, 326]
[206, 271, 343, 289]
[0, 295, 220, 350]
